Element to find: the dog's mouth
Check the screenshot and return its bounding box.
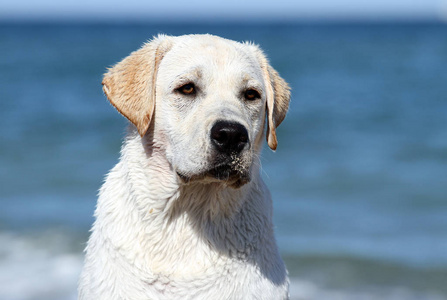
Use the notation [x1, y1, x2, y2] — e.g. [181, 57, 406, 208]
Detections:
[208, 164, 250, 188]
[177, 162, 250, 189]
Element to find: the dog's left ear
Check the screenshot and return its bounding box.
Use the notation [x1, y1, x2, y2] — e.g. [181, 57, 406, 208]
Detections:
[102, 35, 173, 137]
[255, 50, 291, 151]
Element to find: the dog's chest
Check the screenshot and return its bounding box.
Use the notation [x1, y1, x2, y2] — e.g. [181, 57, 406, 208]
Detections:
[122, 256, 284, 300]
[104, 209, 284, 299]
[123, 217, 286, 299]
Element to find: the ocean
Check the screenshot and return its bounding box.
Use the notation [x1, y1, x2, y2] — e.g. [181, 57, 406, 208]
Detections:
[0, 21, 446, 299]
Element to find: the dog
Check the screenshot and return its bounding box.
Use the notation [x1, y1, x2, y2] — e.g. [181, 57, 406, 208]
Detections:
[79, 34, 291, 300]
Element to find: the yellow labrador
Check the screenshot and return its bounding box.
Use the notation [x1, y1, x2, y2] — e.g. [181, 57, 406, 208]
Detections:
[79, 34, 290, 300]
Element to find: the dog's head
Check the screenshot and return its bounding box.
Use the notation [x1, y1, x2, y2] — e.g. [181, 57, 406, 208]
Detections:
[102, 34, 290, 188]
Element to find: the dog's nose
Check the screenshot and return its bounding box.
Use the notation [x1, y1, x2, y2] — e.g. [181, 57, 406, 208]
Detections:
[210, 121, 249, 155]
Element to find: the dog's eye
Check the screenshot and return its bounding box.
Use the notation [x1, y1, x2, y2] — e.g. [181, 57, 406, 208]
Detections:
[177, 83, 196, 95]
[244, 89, 261, 101]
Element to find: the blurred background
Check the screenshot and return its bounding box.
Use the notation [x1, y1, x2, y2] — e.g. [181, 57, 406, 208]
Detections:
[1, 1, 447, 299]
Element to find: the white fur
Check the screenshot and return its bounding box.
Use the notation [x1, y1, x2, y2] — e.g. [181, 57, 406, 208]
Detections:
[79, 34, 289, 300]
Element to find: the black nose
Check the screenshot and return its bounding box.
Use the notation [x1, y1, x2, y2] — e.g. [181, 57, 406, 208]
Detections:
[210, 121, 249, 155]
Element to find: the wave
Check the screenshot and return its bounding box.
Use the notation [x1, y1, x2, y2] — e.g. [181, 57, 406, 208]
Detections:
[1, 231, 446, 300]
[289, 278, 446, 300]
[0, 231, 82, 300]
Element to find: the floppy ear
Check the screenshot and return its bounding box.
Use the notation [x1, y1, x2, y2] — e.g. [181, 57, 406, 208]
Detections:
[257, 52, 291, 150]
[102, 36, 172, 137]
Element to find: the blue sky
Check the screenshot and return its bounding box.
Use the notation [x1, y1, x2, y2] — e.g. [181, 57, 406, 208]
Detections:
[1, 0, 446, 21]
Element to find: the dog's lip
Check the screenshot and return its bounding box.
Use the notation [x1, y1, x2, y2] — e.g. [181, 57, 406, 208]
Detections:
[207, 164, 238, 179]
[176, 164, 250, 188]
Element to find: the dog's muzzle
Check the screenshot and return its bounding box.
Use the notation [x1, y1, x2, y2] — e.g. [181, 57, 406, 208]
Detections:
[176, 121, 251, 188]
[207, 120, 251, 187]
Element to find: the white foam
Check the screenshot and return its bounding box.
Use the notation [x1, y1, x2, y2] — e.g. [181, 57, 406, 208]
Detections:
[0, 232, 82, 300]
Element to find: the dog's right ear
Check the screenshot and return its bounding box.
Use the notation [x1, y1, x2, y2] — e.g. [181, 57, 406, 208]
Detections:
[250, 46, 290, 151]
[102, 36, 172, 137]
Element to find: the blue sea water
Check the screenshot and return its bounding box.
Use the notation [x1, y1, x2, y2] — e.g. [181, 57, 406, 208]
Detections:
[0, 22, 446, 299]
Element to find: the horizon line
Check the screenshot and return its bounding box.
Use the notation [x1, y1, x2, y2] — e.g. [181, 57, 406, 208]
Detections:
[1, 14, 446, 24]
